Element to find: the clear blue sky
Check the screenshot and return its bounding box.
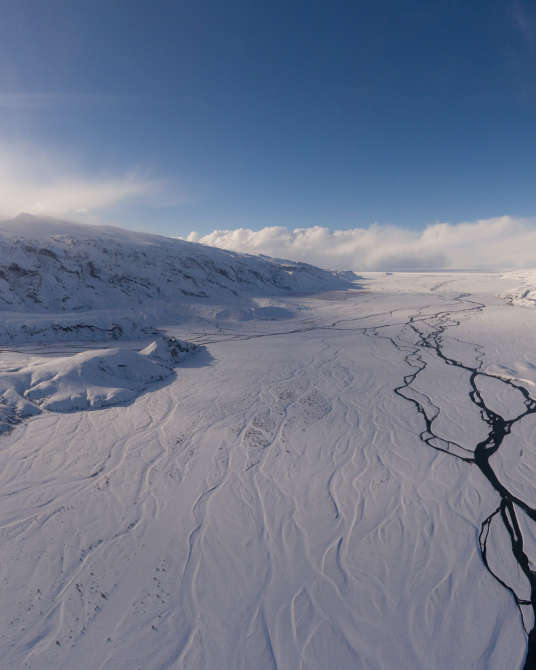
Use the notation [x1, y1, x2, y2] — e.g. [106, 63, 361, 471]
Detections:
[1, 0, 535, 236]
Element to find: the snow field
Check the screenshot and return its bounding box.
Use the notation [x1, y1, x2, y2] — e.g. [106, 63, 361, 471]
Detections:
[0, 272, 533, 668]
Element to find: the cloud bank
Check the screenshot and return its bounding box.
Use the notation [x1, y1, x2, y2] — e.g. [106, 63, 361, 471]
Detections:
[0, 143, 160, 218]
[187, 217, 536, 271]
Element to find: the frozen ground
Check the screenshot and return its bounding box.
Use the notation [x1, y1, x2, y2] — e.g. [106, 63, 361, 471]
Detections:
[2, 261, 536, 668]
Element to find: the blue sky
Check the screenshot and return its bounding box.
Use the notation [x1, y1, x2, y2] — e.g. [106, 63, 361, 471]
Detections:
[1, 0, 535, 237]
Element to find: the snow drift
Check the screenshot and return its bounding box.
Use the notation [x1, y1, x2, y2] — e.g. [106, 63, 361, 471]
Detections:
[500, 270, 536, 307]
[0, 336, 197, 430]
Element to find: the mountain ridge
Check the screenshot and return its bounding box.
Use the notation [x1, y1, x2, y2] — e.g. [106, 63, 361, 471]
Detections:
[0, 214, 356, 343]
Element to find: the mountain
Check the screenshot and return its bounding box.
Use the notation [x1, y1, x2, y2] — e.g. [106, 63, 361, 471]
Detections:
[0, 214, 355, 343]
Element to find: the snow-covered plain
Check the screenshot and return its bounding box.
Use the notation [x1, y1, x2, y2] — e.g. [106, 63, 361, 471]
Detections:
[2, 219, 536, 669]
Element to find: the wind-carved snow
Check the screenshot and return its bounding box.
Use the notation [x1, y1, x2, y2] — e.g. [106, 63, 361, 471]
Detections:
[0, 336, 197, 427]
[2, 224, 536, 670]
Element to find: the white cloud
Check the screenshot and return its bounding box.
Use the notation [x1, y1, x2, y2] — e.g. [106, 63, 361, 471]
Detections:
[0, 142, 161, 218]
[186, 217, 536, 271]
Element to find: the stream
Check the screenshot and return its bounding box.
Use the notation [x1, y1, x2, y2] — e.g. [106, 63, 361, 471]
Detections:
[367, 294, 536, 669]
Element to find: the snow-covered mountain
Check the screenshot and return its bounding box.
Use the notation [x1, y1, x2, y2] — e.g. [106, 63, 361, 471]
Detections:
[0, 214, 351, 312]
[0, 214, 354, 344]
[0, 214, 356, 428]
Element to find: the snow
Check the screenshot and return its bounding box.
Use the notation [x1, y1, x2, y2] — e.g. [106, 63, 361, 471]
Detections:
[0, 213, 353, 344]
[500, 270, 536, 307]
[1, 218, 536, 669]
[0, 336, 197, 422]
